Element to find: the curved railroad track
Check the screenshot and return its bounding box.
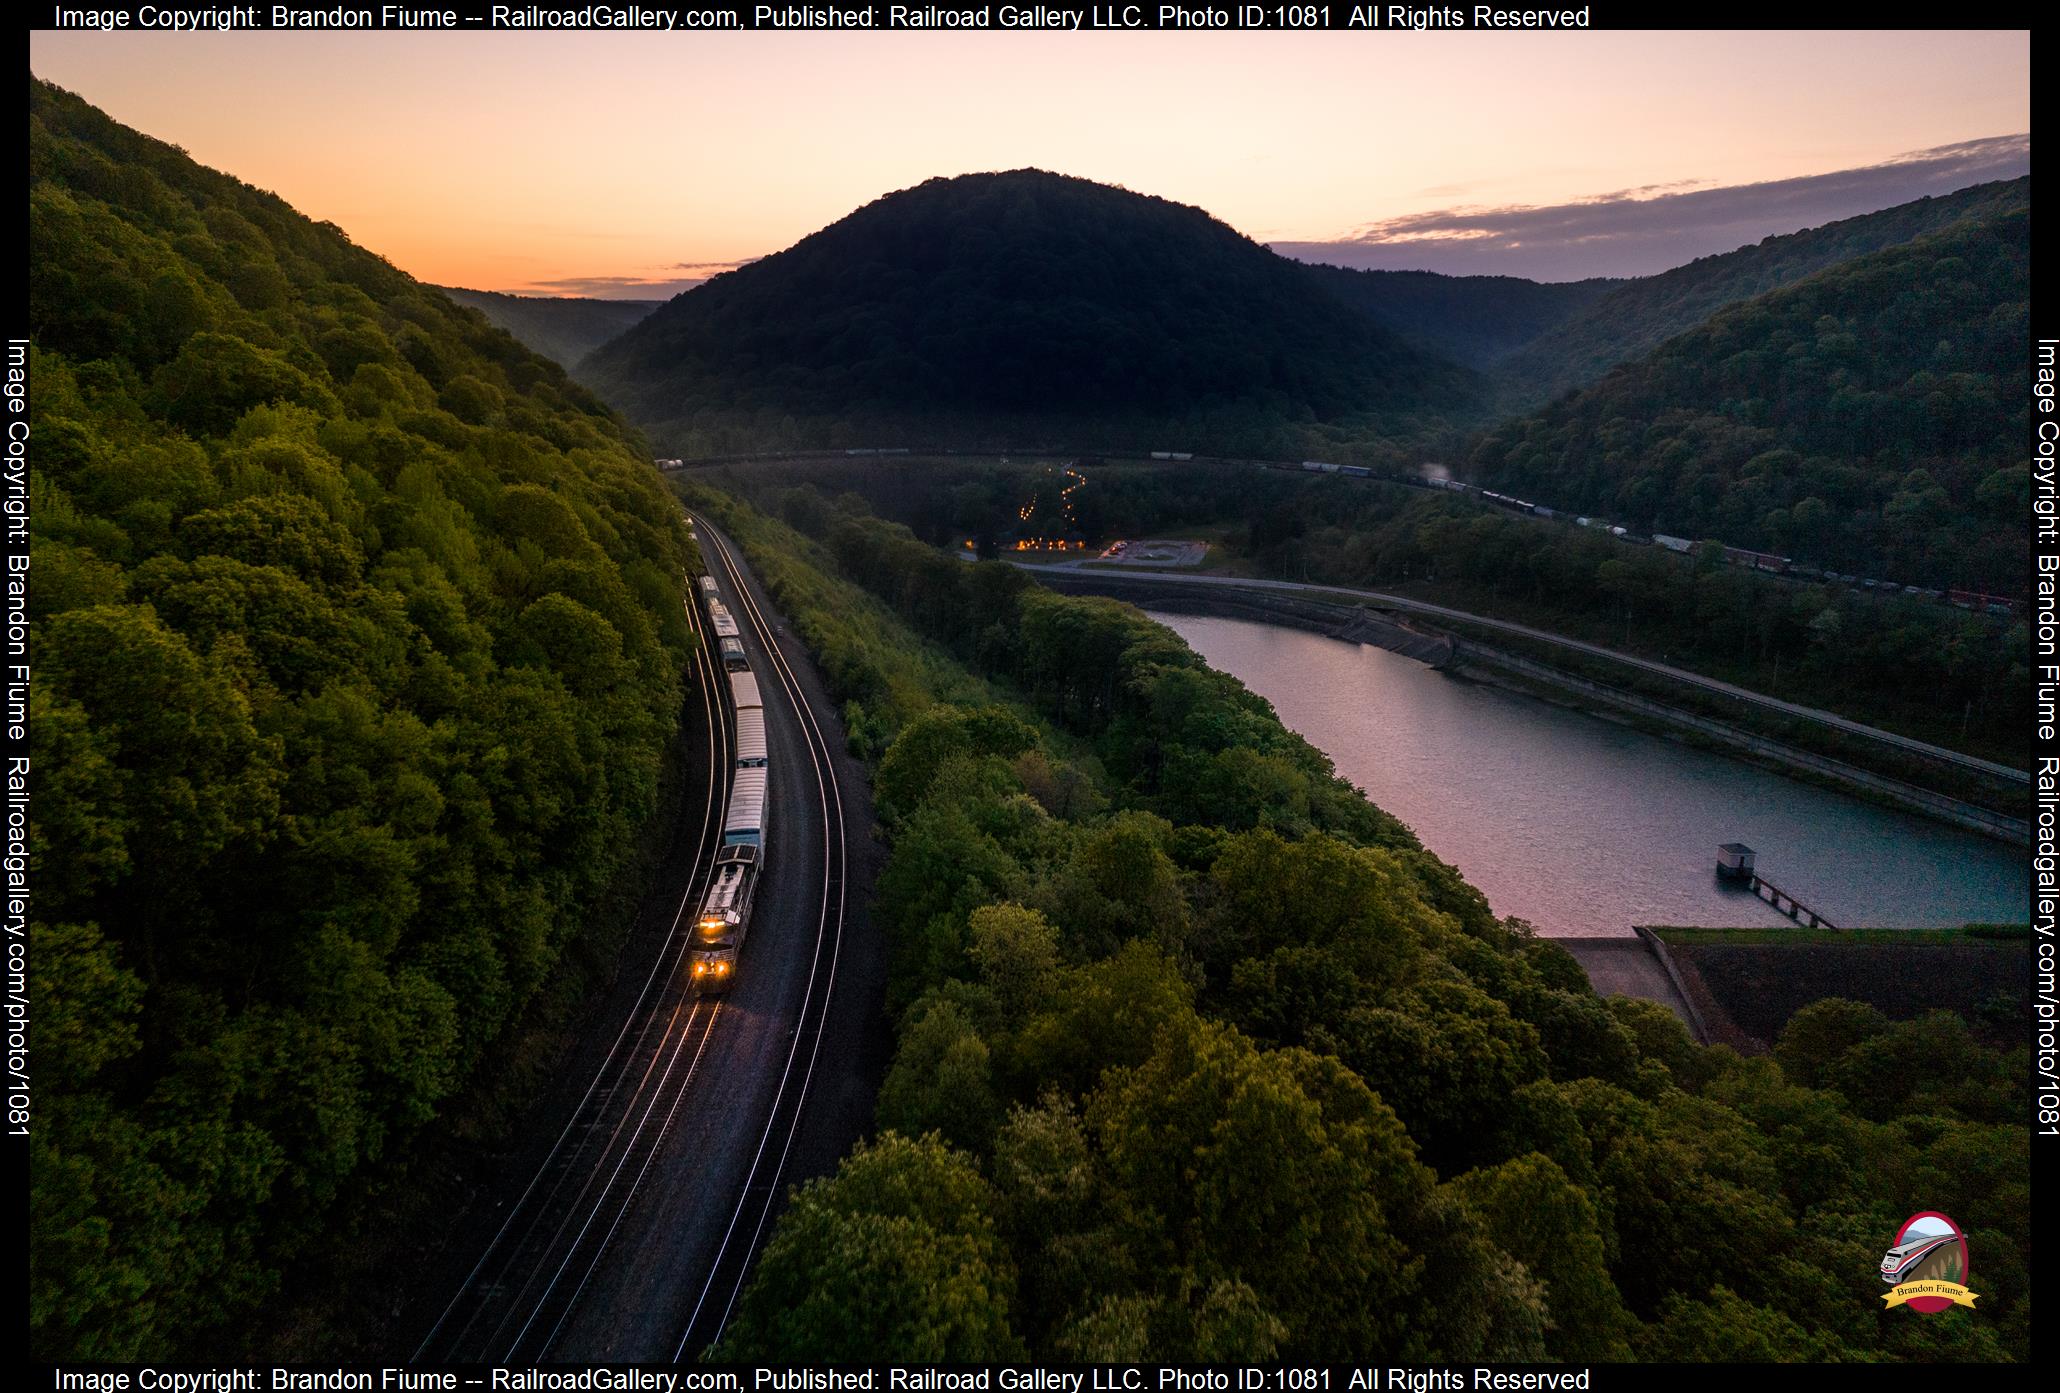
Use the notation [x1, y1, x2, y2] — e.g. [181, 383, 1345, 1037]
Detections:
[671, 515, 850, 1360]
[413, 514, 852, 1363]
[413, 574, 734, 1363]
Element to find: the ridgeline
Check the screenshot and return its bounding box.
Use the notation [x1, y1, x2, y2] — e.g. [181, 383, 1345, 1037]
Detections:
[582, 169, 1480, 456]
[1493, 177, 2031, 409]
[1469, 207, 2030, 591]
[437, 286, 659, 372]
[29, 76, 694, 1357]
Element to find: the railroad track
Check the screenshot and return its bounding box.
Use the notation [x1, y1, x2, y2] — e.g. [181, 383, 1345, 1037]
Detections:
[413, 574, 734, 1364]
[672, 515, 850, 1360]
[1021, 565, 2029, 785]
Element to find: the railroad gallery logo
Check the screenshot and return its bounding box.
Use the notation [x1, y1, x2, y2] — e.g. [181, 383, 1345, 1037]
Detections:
[1878, 1211, 1979, 1313]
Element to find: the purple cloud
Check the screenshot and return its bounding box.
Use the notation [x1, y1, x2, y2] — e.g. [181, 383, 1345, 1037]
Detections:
[507, 274, 706, 300]
[502, 255, 762, 300]
[1274, 134, 2029, 281]
[671, 257, 761, 275]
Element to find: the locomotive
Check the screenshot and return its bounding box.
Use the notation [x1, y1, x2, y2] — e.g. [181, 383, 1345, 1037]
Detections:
[690, 601, 769, 993]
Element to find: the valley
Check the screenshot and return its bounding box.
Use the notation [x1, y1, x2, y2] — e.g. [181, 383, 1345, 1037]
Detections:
[22, 39, 2035, 1368]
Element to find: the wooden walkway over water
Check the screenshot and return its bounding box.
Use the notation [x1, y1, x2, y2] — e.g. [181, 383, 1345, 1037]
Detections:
[1745, 873, 1837, 929]
[1717, 843, 1838, 930]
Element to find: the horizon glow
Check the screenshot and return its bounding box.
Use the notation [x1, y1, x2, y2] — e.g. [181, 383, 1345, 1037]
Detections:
[28, 29, 2029, 295]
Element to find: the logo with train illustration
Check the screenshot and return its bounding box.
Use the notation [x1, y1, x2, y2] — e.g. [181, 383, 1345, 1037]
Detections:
[1879, 1212, 1979, 1313]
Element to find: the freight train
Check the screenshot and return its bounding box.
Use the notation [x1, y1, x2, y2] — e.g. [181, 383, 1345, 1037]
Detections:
[690, 580, 770, 993]
[705, 593, 741, 640]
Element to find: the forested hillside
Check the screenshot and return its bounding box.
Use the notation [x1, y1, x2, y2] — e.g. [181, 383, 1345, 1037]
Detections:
[1302, 264, 1619, 369]
[583, 170, 1479, 456]
[686, 486, 2027, 1362]
[1495, 177, 2030, 407]
[436, 286, 659, 371]
[1469, 209, 2029, 591]
[703, 454, 2026, 763]
[28, 77, 694, 1357]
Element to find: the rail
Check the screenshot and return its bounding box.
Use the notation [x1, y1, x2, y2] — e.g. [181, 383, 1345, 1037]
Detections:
[1017, 566, 2028, 789]
[672, 514, 851, 1359]
[414, 569, 735, 1362]
[663, 446, 2021, 618]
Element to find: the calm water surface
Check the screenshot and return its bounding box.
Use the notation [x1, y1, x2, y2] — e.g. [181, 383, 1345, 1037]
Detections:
[1151, 612, 2029, 938]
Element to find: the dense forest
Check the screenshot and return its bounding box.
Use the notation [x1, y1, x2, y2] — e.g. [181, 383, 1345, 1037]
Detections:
[28, 78, 696, 1357]
[1494, 177, 2031, 408]
[29, 65, 2034, 1363]
[704, 456, 2027, 766]
[686, 486, 2027, 1362]
[574, 174, 2029, 468]
[437, 286, 659, 372]
[1470, 209, 2029, 592]
[1300, 265, 1619, 370]
[582, 170, 1478, 457]
[574, 171, 2031, 616]
[1244, 480, 2030, 767]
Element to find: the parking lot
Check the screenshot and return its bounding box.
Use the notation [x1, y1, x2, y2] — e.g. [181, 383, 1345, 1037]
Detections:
[1097, 539, 1210, 568]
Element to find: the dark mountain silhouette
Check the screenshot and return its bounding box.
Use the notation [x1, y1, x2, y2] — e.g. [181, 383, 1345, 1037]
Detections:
[438, 285, 658, 369]
[582, 169, 1479, 454]
[1302, 265, 1621, 369]
[1468, 207, 2030, 590]
[29, 75, 690, 1356]
[1494, 177, 2031, 408]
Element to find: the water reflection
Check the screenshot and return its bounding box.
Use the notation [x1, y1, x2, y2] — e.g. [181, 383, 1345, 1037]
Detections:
[1151, 612, 2027, 939]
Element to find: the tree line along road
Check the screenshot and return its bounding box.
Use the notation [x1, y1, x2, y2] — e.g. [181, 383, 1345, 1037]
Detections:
[1017, 562, 2029, 784]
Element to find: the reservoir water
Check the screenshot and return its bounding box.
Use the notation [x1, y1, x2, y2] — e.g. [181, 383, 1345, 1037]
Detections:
[1149, 611, 2028, 938]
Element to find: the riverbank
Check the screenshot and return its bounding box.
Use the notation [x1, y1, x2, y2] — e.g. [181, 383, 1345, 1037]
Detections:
[1027, 569, 2028, 846]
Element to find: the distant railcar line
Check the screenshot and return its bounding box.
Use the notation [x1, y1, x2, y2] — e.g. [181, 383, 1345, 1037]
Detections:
[662, 447, 2021, 783]
[666, 445, 2019, 614]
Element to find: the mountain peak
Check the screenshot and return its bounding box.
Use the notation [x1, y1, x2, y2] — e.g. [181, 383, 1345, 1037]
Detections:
[582, 171, 1473, 454]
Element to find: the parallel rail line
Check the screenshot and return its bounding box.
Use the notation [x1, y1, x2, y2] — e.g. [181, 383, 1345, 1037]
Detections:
[414, 569, 735, 1364]
[673, 515, 850, 1360]
[418, 512, 851, 1364]
[1021, 565, 2028, 785]
[677, 448, 2023, 783]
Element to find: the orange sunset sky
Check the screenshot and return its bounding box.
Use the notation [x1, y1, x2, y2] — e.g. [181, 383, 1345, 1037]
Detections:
[29, 29, 2030, 295]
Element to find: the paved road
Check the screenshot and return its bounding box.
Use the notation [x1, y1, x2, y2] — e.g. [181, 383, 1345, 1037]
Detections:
[1019, 563, 2027, 784]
